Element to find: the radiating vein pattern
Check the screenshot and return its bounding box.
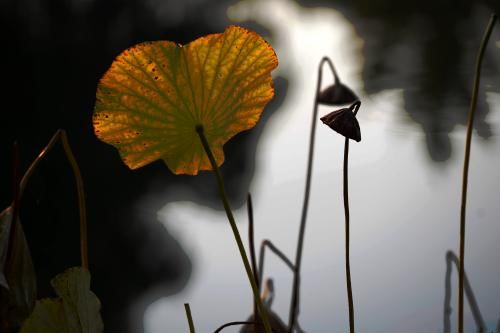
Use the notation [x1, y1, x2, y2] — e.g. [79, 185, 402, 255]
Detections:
[93, 25, 278, 175]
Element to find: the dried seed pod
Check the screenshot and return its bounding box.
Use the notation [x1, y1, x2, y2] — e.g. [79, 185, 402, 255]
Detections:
[320, 101, 361, 142]
[317, 82, 358, 106]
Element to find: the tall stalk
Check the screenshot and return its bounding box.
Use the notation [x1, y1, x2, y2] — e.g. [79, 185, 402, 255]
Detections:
[288, 57, 345, 332]
[288, 57, 336, 331]
[184, 303, 196, 333]
[458, 13, 496, 333]
[342, 101, 361, 333]
[17, 129, 88, 269]
[196, 125, 273, 333]
[247, 193, 259, 333]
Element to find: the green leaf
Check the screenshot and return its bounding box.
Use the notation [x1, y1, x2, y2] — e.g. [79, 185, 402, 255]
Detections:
[0, 206, 37, 331]
[93, 25, 278, 175]
[20, 267, 103, 333]
[17, 299, 66, 333]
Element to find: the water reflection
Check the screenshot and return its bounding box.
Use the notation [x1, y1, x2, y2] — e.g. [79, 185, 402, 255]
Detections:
[443, 251, 486, 333]
[309, 0, 500, 161]
[148, 0, 500, 332]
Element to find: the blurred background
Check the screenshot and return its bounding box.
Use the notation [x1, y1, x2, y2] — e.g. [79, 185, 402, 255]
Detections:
[1, 0, 499, 332]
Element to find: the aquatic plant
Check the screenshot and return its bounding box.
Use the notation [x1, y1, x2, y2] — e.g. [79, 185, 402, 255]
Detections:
[0, 130, 103, 333]
[286, 56, 360, 333]
[443, 250, 486, 333]
[240, 193, 290, 333]
[318, 63, 361, 333]
[92, 25, 278, 333]
[457, 13, 497, 333]
[1, 11, 499, 333]
[184, 303, 196, 333]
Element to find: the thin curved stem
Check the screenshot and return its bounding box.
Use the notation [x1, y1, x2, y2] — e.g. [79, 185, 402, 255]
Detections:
[351, 100, 361, 117]
[213, 321, 278, 333]
[323, 57, 340, 84]
[247, 193, 259, 333]
[196, 125, 273, 333]
[288, 56, 333, 332]
[19, 130, 62, 198]
[458, 13, 496, 333]
[343, 137, 355, 333]
[258, 239, 295, 289]
[344, 100, 361, 333]
[444, 251, 453, 333]
[443, 251, 486, 333]
[16, 129, 88, 269]
[184, 303, 196, 333]
[343, 101, 361, 333]
[60, 130, 88, 270]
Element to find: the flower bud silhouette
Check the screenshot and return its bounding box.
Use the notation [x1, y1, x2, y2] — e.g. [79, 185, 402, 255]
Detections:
[316, 61, 358, 106]
[320, 101, 361, 142]
[317, 83, 358, 106]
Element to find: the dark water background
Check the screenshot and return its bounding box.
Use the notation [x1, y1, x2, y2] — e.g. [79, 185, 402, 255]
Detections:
[0, 0, 499, 332]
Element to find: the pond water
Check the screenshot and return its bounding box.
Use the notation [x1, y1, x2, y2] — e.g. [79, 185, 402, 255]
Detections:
[144, 1, 500, 332]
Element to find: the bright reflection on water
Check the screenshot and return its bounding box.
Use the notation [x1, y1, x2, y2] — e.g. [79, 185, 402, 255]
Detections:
[145, 0, 500, 332]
